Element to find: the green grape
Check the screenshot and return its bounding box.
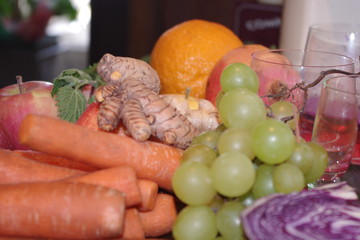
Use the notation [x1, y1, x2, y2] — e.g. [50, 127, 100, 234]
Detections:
[218, 88, 267, 130]
[172, 205, 218, 240]
[252, 158, 263, 168]
[210, 152, 255, 197]
[252, 164, 276, 199]
[251, 118, 296, 164]
[238, 191, 255, 207]
[217, 127, 254, 160]
[286, 142, 314, 174]
[216, 90, 225, 107]
[273, 163, 305, 194]
[182, 144, 217, 166]
[191, 129, 222, 150]
[172, 161, 217, 206]
[304, 142, 329, 183]
[208, 194, 225, 213]
[270, 101, 298, 130]
[216, 201, 245, 240]
[216, 123, 227, 133]
[220, 62, 259, 93]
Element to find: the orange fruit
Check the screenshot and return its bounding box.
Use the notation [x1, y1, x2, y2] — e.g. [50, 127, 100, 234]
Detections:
[150, 19, 243, 98]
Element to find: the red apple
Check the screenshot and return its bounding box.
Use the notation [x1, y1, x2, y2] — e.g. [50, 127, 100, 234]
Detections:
[206, 44, 269, 105]
[76, 102, 127, 134]
[76, 102, 102, 131]
[81, 84, 94, 102]
[0, 81, 59, 150]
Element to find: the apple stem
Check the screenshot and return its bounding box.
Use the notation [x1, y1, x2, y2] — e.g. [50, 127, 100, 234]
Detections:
[16, 75, 24, 94]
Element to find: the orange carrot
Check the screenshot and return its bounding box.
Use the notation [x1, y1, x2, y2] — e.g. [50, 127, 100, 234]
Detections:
[138, 193, 177, 237]
[13, 150, 99, 172]
[137, 179, 159, 212]
[119, 208, 145, 239]
[0, 181, 126, 239]
[69, 165, 142, 207]
[0, 150, 142, 207]
[19, 114, 183, 191]
[0, 149, 85, 184]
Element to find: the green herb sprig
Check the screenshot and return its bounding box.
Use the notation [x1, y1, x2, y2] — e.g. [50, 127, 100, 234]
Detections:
[51, 64, 105, 123]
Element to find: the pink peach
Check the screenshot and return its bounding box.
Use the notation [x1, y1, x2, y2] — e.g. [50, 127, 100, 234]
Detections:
[205, 44, 269, 105]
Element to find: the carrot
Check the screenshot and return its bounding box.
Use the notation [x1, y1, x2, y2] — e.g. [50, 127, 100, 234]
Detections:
[19, 114, 183, 191]
[69, 165, 142, 207]
[0, 181, 126, 239]
[119, 208, 145, 240]
[0, 149, 142, 207]
[13, 150, 99, 172]
[0, 149, 85, 184]
[137, 179, 159, 212]
[138, 193, 177, 237]
[0, 237, 38, 240]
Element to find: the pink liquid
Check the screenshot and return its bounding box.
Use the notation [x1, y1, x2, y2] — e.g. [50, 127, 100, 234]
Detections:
[300, 112, 358, 169]
[300, 95, 360, 165]
[299, 113, 314, 142]
[299, 97, 318, 142]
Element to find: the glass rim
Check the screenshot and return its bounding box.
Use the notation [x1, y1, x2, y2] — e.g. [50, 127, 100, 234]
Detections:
[323, 74, 360, 95]
[251, 49, 355, 68]
[309, 22, 360, 34]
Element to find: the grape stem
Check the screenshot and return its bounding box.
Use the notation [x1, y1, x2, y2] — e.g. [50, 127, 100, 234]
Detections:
[262, 69, 360, 114]
[262, 69, 360, 137]
[292, 103, 301, 143]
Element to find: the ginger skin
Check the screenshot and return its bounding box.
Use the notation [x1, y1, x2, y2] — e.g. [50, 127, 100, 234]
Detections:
[95, 53, 199, 149]
[160, 94, 220, 133]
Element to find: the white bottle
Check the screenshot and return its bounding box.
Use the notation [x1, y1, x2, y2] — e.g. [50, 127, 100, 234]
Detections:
[279, 0, 360, 49]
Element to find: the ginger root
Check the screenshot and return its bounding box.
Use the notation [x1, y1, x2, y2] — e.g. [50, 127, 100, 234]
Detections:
[94, 53, 201, 149]
[160, 94, 220, 133]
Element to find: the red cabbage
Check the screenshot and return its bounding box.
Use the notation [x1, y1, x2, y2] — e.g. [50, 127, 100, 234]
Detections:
[241, 182, 360, 240]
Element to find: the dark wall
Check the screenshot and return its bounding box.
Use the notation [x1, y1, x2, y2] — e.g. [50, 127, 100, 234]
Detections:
[89, 0, 130, 64]
[88, 0, 263, 63]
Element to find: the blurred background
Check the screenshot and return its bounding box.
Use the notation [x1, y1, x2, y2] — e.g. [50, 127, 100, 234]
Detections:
[0, 0, 283, 87]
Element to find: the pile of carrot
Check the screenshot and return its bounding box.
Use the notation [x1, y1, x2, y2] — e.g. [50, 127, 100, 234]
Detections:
[0, 114, 183, 239]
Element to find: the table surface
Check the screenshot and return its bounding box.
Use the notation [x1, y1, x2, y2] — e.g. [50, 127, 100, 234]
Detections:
[341, 163, 360, 193]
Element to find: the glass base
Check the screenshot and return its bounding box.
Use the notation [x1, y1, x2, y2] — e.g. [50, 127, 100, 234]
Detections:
[307, 173, 342, 189]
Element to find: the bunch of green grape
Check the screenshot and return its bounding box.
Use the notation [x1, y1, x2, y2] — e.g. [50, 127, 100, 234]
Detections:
[171, 63, 329, 240]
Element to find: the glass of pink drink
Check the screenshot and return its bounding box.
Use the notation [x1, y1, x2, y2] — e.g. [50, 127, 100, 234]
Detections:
[305, 23, 360, 164]
[311, 75, 360, 184]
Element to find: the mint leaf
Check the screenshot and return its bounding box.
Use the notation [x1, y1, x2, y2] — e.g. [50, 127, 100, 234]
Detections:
[55, 86, 87, 123]
[84, 63, 106, 86]
[51, 69, 93, 97]
[51, 67, 105, 123]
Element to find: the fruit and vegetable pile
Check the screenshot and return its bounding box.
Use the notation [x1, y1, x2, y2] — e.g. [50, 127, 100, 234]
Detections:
[1, 19, 360, 240]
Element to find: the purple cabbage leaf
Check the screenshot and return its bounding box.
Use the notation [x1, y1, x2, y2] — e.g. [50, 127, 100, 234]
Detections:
[241, 182, 360, 240]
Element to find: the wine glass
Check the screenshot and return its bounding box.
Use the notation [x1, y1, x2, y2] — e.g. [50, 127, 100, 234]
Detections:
[251, 49, 355, 141]
[305, 23, 360, 72]
[311, 74, 360, 185]
[305, 23, 360, 163]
